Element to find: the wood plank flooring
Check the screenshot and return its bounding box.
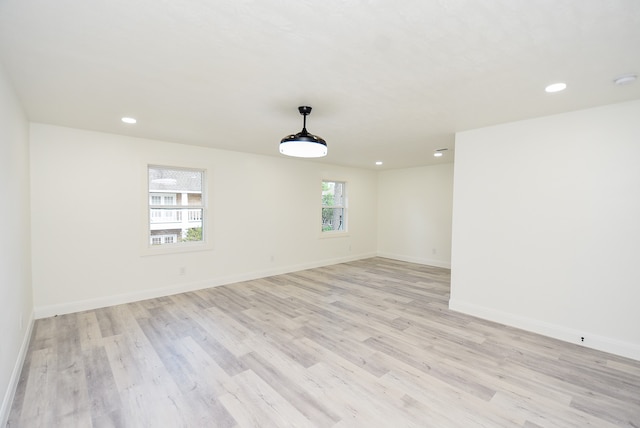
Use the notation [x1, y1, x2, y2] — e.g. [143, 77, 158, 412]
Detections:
[8, 257, 640, 427]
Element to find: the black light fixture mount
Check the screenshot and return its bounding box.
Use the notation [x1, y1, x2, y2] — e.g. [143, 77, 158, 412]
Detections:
[279, 106, 327, 158]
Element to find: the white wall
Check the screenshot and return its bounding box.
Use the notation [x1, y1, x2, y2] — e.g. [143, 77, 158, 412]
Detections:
[0, 64, 33, 425]
[30, 124, 378, 316]
[450, 99, 640, 360]
[377, 163, 454, 268]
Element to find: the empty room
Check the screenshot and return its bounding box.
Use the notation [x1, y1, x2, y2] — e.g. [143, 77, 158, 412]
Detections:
[1, 1, 639, 427]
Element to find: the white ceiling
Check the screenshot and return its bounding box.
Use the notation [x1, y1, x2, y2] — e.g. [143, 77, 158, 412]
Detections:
[1, 0, 639, 169]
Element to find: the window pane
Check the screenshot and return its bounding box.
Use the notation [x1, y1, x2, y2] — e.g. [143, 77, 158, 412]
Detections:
[322, 182, 331, 206]
[322, 181, 344, 207]
[149, 167, 202, 193]
[322, 181, 346, 232]
[322, 180, 346, 232]
[322, 208, 344, 231]
[149, 166, 204, 245]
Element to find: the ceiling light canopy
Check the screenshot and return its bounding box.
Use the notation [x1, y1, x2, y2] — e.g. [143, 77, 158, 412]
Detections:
[279, 106, 327, 158]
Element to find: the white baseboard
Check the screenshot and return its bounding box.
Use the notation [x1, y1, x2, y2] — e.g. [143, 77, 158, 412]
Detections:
[34, 253, 377, 319]
[449, 299, 640, 361]
[1, 311, 34, 427]
[376, 252, 451, 269]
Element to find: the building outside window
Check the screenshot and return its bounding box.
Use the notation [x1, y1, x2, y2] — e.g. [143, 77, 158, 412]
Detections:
[148, 166, 205, 245]
[322, 180, 346, 232]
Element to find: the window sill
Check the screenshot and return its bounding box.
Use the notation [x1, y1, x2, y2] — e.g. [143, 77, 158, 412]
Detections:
[319, 231, 350, 239]
[141, 241, 213, 257]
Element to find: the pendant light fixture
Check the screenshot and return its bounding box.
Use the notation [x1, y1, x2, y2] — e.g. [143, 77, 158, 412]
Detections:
[279, 106, 327, 158]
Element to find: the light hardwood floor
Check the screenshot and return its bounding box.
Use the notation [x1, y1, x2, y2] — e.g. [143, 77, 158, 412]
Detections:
[8, 257, 640, 427]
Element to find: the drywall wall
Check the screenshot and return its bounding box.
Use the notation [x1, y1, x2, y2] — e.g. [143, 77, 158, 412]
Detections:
[377, 163, 454, 268]
[0, 64, 33, 425]
[450, 99, 640, 360]
[29, 124, 378, 316]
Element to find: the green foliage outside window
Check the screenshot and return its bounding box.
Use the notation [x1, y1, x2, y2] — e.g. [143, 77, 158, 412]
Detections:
[183, 227, 203, 242]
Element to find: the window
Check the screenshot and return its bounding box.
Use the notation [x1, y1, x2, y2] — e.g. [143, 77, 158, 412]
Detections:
[148, 166, 205, 246]
[322, 180, 346, 232]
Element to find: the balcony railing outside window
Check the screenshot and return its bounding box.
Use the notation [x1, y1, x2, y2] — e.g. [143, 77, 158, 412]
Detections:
[150, 208, 203, 224]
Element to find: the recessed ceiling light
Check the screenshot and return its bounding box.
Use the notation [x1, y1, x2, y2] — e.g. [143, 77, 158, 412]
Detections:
[434, 152, 443, 157]
[121, 117, 137, 124]
[375, 161, 383, 165]
[434, 148, 448, 157]
[545, 83, 567, 93]
[614, 74, 637, 86]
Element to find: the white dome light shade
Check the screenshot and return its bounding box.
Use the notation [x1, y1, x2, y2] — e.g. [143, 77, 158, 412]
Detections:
[279, 138, 327, 158]
[280, 106, 327, 158]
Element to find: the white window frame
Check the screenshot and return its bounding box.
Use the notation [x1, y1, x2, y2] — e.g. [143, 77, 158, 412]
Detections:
[142, 164, 211, 255]
[321, 180, 348, 235]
